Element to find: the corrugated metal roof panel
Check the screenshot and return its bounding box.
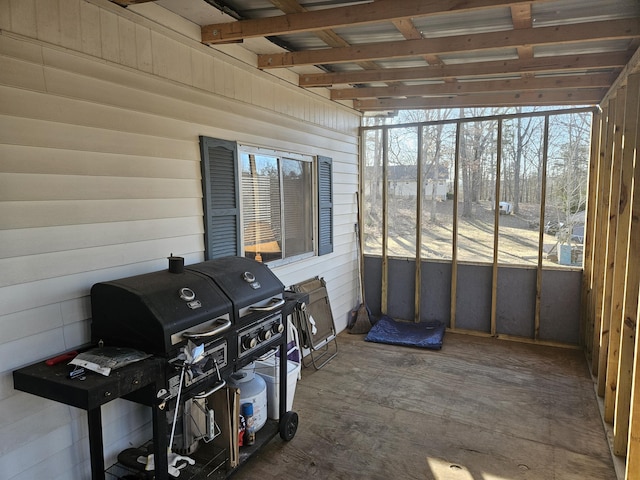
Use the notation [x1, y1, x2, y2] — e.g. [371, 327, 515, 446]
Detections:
[534, 39, 636, 57]
[532, 0, 640, 26]
[412, 7, 513, 38]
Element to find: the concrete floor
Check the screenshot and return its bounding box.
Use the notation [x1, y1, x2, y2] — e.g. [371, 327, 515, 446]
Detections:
[232, 331, 616, 480]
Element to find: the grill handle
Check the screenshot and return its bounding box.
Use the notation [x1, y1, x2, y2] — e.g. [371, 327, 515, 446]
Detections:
[182, 318, 232, 339]
[248, 297, 285, 312]
[192, 379, 226, 399]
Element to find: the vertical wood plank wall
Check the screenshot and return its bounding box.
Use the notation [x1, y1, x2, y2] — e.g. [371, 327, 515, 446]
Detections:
[0, 1, 360, 478]
[584, 71, 640, 479]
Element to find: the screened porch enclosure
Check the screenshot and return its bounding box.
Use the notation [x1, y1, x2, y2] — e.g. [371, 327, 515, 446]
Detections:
[360, 107, 592, 343]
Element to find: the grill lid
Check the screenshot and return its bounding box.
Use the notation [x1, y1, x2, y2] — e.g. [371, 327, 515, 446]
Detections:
[91, 268, 232, 355]
[186, 256, 284, 322]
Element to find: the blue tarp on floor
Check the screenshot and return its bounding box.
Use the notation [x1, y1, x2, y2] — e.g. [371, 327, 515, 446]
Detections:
[364, 315, 445, 350]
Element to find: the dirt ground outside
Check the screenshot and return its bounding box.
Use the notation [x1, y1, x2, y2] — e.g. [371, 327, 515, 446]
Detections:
[364, 198, 583, 268]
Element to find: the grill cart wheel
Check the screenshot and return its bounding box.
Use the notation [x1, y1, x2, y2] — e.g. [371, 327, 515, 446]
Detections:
[279, 411, 298, 441]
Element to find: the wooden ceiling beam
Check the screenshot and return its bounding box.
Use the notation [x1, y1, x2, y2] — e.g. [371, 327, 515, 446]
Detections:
[602, 43, 640, 105]
[511, 4, 534, 71]
[353, 88, 607, 111]
[331, 73, 617, 100]
[300, 51, 630, 87]
[391, 18, 443, 66]
[202, 0, 555, 44]
[259, 18, 640, 68]
[268, 0, 382, 74]
[510, 4, 533, 29]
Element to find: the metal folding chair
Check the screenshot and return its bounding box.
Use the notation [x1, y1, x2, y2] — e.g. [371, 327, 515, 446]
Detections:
[290, 277, 338, 369]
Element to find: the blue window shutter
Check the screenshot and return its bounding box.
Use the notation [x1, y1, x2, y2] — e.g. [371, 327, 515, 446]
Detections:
[199, 136, 241, 259]
[318, 155, 333, 256]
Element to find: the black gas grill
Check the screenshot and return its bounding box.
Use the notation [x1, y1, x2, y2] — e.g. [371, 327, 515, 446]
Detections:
[90, 255, 290, 456]
[91, 268, 233, 358]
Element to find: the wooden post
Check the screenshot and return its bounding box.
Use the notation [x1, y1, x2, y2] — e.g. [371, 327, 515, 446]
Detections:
[603, 87, 628, 419]
[490, 120, 503, 337]
[450, 123, 461, 330]
[591, 99, 615, 379]
[614, 73, 640, 457]
[381, 128, 389, 315]
[415, 127, 423, 323]
[535, 116, 550, 340]
[581, 109, 603, 359]
[626, 295, 640, 480]
[598, 89, 626, 399]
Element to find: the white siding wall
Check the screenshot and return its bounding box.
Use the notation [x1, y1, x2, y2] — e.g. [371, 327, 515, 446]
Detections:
[0, 0, 360, 478]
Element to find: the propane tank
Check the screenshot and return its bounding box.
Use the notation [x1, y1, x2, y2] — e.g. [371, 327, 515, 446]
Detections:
[228, 363, 268, 431]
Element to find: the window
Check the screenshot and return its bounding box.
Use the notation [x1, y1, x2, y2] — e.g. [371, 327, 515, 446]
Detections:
[361, 108, 591, 267]
[199, 137, 333, 261]
[241, 150, 314, 263]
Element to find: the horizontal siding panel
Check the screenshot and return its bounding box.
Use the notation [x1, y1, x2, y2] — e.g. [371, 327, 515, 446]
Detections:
[0, 33, 43, 63]
[0, 303, 63, 345]
[0, 252, 204, 317]
[62, 318, 91, 351]
[0, 390, 54, 430]
[0, 173, 201, 201]
[60, 296, 91, 325]
[0, 144, 200, 178]
[0, 198, 203, 229]
[0, 372, 14, 401]
[1, 84, 203, 143]
[1, 80, 358, 158]
[0, 217, 204, 258]
[34, 46, 358, 145]
[0, 115, 200, 160]
[0, 397, 70, 449]
[1, 234, 204, 287]
[101, 400, 151, 453]
[11, 442, 90, 480]
[0, 329, 67, 372]
[0, 418, 73, 479]
[0, 54, 46, 91]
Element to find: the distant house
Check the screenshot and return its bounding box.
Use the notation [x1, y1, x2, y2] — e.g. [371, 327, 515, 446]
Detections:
[366, 164, 449, 200]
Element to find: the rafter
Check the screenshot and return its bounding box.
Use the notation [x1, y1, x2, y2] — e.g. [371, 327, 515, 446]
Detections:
[353, 88, 607, 111]
[300, 51, 629, 87]
[202, 0, 555, 44]
[511, 4, 534, 66]
[259, 18, 640, 68]
[391, 18, 443, 66]
[331, 73, 616, 100]
[268, 0, 382, 74]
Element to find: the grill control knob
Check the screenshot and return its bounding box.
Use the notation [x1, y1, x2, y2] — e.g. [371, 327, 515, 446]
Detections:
[258, 329, 272, 342]
[242, 336, 257, 351]
[271, 323, 284, 335]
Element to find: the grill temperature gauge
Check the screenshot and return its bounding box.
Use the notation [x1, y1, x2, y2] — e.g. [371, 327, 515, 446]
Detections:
[179, 287, 196, 302]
